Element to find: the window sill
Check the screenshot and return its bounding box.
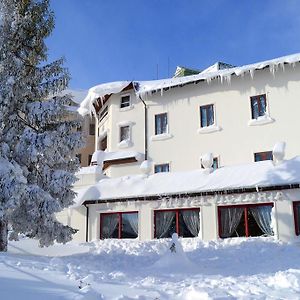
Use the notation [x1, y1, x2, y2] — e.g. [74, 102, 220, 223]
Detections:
[118, 140, 132, 149]
[120, 105, 134, 112]
[248, 115, 274, 126]
[197, 125, 221, 134]
[151, 133, 173, 141]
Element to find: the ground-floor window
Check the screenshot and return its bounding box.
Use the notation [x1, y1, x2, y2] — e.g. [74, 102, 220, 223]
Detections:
[293, 201, 300, 236]
[100, 212, 138, 239]
[218, 203, 274, 238]
[154, 208, 200, 238]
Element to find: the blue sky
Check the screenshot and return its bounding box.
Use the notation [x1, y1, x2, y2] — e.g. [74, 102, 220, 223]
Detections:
[48, 0, 300, 90]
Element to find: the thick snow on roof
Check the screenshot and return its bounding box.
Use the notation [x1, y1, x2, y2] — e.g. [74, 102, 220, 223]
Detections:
[78, 81, 131, 115]
[73, 156, 300, 206]
[79, 53, 300, 116]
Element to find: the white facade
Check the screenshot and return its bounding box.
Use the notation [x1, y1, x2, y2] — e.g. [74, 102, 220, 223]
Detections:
[57, 54, 300, 244]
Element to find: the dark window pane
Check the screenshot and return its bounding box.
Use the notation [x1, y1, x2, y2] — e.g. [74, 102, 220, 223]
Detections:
[155, 113, 168, 135]
[122, 213, 138, 238]
[88, 154, 93, 165]
[251, 94, 267, 119]
[120, 126, 130, 142]
[296, 204, 300, 235]
[89, 123, 95, 135]
[154, 164, 169, 173]
[200, 105, 214, 127]
[100, 136, 107, 151]
[254, 151, 273, 162]
[101, 214, 119, 239]
[120, 95, 130, 108]
[179, 210, 200, 237]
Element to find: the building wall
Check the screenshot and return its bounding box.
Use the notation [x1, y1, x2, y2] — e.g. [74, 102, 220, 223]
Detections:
[66, 189, 300, 243]
[94, 64, 300, 176]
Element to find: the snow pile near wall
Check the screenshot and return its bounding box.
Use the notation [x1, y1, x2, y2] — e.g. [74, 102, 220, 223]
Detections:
[74, 156, 300, 205]
[79, 53, 300, 116]
[3, 237, 300, 299]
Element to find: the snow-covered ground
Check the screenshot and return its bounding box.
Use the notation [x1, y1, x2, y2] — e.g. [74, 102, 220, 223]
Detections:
[1, 237, 300, 299]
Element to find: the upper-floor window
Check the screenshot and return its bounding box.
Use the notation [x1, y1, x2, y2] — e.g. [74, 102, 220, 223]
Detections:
[251, 94, 267, 119]
[154, 163, 170, 173]
[200, 104, 214, 127]
[155, 113, 168, 135]
[120, 125, 130, 142]
[120, 95, 131, 109]
[254, 151, 273, 162]
[100, 136, 107, 151]
[89, 123, 95, 136]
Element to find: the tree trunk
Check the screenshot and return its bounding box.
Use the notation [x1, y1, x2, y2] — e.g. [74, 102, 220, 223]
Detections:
[0, 218, 8, 252]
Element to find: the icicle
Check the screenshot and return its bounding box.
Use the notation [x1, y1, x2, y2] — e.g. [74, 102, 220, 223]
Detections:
[225, 74, 232, 84]
[160, 88, 163, 96]
[279, 62, 285, 71]
[219, 74, 223, 84]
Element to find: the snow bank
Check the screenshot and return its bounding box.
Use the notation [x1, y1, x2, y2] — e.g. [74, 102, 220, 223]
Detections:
[73, 156, 300, 205]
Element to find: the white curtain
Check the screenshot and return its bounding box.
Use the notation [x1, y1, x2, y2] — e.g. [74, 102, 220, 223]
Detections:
[101, 214, 119, 238]
[155, 211, 175, 238]
[181, 210, 200, 237]
[220, 207, 244, 238]
[250, 206, 273, 236]
[123, 213, 138, 235]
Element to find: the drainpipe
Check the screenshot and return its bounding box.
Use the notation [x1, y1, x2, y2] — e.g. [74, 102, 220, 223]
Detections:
[84, 204, 89, 242]
[139, 96, 148, 160]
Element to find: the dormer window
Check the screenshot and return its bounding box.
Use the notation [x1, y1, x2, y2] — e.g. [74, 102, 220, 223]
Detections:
[120, 95, 131, 109]
[251, 94, 267, 119]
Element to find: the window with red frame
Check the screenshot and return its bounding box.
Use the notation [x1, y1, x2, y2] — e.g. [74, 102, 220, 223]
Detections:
[218, 203, 274, 238]
[293, 202, 300, 236]
[100, 212, 138, 239]
[250, 94, 267, 119]
[154, 208, 200, 238]
[254, 151, 273, 162]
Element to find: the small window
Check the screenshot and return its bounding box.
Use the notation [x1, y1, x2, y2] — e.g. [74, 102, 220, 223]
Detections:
[251, 94, 267, 119]
[76, 154, 81, 164]
[218, 204, 274, 238]
[100, 136, 107, 151]
[293, 202, 300, 236]
[89, 123, 95, 136]
[120, 95, 131, 109]
[154, 208, 200, 238]
[201, 157, 219, 170]
[254, 151, 273, 162]
[88, 154, 93, 165]
[120, 126, 130, 142]
[200, 104, 214, 127]
[154, 163, 170, 173]
[155, 113, 168, 135]
[100, 212, 138, 239]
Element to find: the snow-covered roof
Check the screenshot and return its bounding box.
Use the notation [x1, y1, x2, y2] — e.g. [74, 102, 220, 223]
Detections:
[79, 53, 300, 116]
[73, 156, 300, 206]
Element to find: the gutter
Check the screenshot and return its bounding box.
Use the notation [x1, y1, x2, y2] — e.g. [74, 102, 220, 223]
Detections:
[82, 183, 300, 205]
[84, 204, 89, 242]
[139, 96, 148, 160]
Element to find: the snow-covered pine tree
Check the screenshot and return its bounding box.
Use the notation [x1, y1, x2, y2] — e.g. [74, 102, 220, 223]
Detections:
[0, 0, 82, 251]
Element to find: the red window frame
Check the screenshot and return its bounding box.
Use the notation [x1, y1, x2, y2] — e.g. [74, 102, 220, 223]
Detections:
[250, 94, 267, 119]
[254, 151, 273, 162]
[153, 208, 200, 238]
[100, 211, 138, 239]
[217, 203, 273, 238]
[293, 201, 300, 236]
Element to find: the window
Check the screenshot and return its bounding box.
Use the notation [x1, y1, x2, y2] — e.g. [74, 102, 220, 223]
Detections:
[154, 163, 170, 173]
[218, 203, 274, 238]
[155, 113, 168, 135]
[76, 154, 81, 164]
[293, 202, 300, 236]
[100, 212, 138, 239]
[251, 94, 267, 119]
[254, 151, 273, 162]
[120, 126, 130, 142]
[88, 154, 93, 165]
[120, 95, 131, 109]
[154, 208, 200, 238]
[100, 136, 107, 151]
[200, 104, 214, 127]
[201, 157, 219, 170]
[99, 106, 108, 122]
[89, 123, 95, 136]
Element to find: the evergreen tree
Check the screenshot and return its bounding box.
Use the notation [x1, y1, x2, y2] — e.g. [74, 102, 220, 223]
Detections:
[0, 0, 82, 251]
